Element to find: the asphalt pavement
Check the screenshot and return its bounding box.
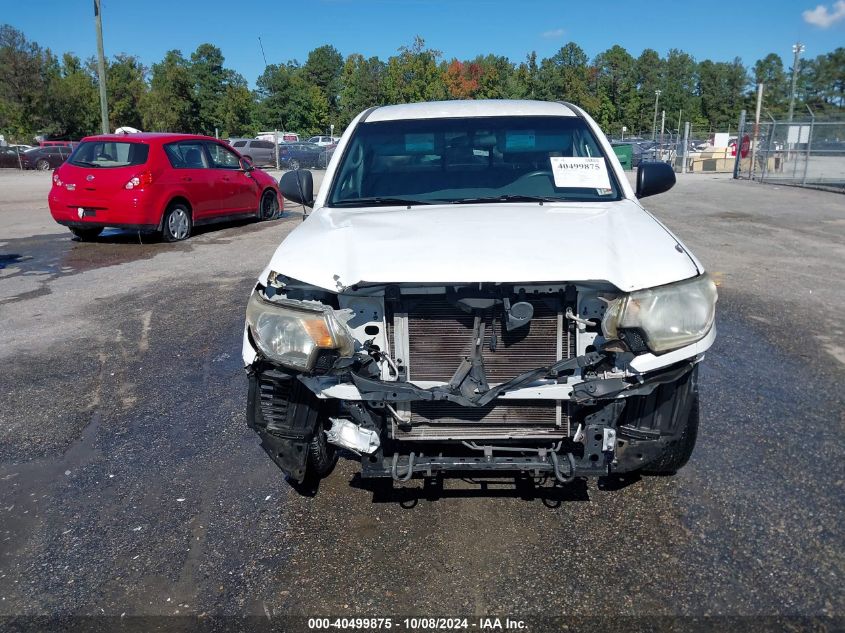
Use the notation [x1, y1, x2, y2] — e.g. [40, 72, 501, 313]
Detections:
[0, 168, 842, 630]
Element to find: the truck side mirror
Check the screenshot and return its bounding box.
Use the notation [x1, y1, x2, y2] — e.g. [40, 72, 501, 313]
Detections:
[279, 169, 314, 208]
[636, 161, 676, 198]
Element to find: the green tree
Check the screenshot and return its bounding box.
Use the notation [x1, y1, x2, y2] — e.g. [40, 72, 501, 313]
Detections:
[219, 79, 256, 137]
[46, 53, 99, 138]
[661, 49, 701, 134]
[190, 43, 228, 134]
[303, 44, 344, 115]
[593, 45, 638, 129]
[698, 58, 747, 128]
[255, 62, 329, 135]
[472, 54, 512, 99]
[140, 50, 196, 132]
[337, 53, 386, 127]
[753, 53, 787, 114]
[285, 73, 329, 135]
[104, 54, 146, 130]
[0, 24, 54, 140]
[256, 61, 298, 130]
[634, 48, 664, 134]
[6, 23, 845, 145]
[511, 52, 539, 99]
[536, 42, 595, 111]
[826, 48, 845, 109]
[801, 48, 845, 112]
[384, 36, 445, 103]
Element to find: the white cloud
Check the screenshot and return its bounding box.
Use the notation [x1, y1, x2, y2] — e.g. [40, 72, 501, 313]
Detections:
[803, 1, 845, 28]
[541, 28, 565, 39]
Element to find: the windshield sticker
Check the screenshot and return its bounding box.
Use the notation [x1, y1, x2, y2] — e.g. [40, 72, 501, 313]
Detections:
[550, 157, 611, 190]
[505, 131, 535, 150]
[405, 133, 435, 152]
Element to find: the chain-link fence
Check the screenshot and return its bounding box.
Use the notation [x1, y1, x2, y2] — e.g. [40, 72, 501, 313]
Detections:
[608, 124, 737, 171]
[734, 117, 845, 191]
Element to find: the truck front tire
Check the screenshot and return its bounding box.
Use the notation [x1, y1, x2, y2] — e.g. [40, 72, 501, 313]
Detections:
[247, 370, 336, 484]
[616, 365, 700, 475]
[307, 418, 337, 477]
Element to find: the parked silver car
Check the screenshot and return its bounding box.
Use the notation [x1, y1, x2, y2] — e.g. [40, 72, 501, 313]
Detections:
[229, 139, 277, 166]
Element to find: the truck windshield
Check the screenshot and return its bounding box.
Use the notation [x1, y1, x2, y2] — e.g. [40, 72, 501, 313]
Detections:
[69, 141, 149, 168]
[327, 115, 621, 206]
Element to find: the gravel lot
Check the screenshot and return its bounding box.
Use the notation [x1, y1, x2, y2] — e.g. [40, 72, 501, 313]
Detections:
[0, 168, 842, 628]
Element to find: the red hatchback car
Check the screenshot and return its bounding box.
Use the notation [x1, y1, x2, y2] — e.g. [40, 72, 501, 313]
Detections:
[48, 133, 282, 241]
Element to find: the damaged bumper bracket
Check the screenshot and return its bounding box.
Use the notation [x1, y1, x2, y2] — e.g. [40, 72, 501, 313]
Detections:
[343, 352, 694, 406]
[347, 350, 607, 407]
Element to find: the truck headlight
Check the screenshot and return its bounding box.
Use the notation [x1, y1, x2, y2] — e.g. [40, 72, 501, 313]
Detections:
[246, 292, 354, 371]
[602, 274, 717, 354]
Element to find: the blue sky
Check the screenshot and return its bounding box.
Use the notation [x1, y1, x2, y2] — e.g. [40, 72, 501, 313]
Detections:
[5, 0, 844, 85]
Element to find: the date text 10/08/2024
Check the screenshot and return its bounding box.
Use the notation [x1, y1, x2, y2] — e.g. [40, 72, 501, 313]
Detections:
[307, 617, 528, 630]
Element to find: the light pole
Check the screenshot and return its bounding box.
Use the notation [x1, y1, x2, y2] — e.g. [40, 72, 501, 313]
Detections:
[651, 89, 662, 140]
[93, 0, 109, 134]
[787, 42, 804, 122]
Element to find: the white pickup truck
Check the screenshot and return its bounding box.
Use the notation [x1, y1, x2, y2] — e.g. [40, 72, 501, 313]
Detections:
[241, 100, 717, 491]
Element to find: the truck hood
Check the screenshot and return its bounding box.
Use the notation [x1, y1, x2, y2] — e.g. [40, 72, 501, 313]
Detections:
[264, 200, 700, 292]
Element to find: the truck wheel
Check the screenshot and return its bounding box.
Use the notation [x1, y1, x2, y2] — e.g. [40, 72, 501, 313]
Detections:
[618, 365, 700, 475]
[641, 393, 699, 474]
[161, 203, 192, 242]
[69, 226, 103, 241]
[308, 417, 337, 477]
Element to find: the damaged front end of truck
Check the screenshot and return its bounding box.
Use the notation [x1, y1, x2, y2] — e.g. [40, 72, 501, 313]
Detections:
[243, 272, 716, 486]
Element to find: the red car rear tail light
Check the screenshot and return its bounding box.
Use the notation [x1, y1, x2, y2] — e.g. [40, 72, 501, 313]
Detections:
[125, 170, 154, 190]
[52, 173, 63, 187]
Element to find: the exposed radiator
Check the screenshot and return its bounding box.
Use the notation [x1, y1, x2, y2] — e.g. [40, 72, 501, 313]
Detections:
[400, 297, 573, 382]
[389, 295, 574, 441]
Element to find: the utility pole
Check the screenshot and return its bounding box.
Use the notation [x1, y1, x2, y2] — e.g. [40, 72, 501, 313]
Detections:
[651, 89, 662, 140]
[787, 42, 804, 122]
[733, 109, 746, 179]
[750, 83, 764, 179]
[93, 0, 109, 134]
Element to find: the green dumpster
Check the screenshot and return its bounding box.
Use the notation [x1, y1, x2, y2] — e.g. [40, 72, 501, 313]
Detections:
[612, 144, 633, 170]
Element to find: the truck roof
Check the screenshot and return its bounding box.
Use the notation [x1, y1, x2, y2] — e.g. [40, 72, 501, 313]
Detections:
[365, 99, 577, 122]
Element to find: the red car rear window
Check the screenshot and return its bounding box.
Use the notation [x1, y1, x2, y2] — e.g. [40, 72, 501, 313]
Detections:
[69, 141, 149, 168]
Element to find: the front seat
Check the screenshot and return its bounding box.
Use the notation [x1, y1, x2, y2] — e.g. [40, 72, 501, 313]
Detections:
[184, 148, 205, 168]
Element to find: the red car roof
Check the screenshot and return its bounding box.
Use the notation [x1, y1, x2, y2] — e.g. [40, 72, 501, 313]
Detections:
[78, 133, 220, 144]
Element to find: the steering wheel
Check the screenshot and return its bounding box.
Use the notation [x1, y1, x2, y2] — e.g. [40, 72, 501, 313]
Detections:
[514, 170, 553, 182]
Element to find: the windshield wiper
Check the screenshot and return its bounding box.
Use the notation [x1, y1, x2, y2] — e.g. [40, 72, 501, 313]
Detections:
[71, 160, 99, 168]
[450, 194, 561, 204]
[331, 197, 433, 207]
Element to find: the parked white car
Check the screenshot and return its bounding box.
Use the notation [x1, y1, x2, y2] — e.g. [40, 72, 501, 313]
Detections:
[306, 136, 340, 147]
[256, 131, 299, 144]
[242, 100, 717, 490]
